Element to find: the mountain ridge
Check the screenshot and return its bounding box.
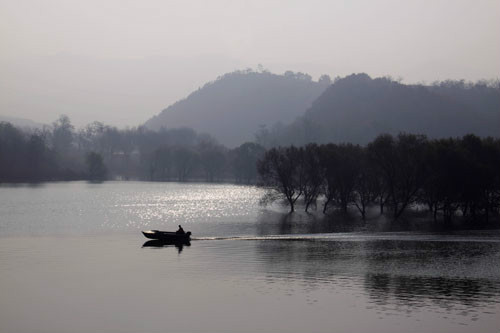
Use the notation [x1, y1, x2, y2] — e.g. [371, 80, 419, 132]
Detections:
[261, 73, 500, 146]
[144, 70, 330, 147]
[145, 70, 499, 148]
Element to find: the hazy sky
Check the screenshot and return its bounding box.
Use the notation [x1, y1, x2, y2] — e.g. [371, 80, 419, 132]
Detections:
[1, 0, 499, 127]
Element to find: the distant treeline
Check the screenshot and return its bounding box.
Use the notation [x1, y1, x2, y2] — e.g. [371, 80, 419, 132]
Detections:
[258, 134, 500, 226]
[0, 116, 264, 183]
[1, 117, 499, 227]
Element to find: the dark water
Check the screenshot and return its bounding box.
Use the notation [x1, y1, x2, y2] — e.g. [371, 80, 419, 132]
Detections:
[0, 182, 499, 332]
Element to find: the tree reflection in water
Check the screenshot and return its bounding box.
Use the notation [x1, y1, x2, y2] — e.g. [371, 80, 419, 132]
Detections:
[365, 274, 500, 313]
[256, 210, 369, 236]
[254, 237, 500, 316]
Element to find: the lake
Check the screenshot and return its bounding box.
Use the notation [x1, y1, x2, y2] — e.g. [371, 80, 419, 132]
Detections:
[1, 181, 499, 333]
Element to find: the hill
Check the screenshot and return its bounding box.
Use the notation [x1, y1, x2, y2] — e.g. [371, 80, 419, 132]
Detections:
[263, 74, 500, 146]
[144, 70, 330, 147]
[0, 115, 45, 129]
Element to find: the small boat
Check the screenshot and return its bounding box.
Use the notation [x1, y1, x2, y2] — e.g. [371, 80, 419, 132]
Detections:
[142, 230, 192, 242]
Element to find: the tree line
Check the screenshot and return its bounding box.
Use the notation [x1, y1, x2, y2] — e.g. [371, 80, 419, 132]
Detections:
[0, 116, 265, 183]
[257, 133, 500, 226]
[2, 116, 499, 226]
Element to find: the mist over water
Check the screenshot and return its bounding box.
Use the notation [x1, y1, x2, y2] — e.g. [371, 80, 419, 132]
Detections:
[0, 182, 499, 332]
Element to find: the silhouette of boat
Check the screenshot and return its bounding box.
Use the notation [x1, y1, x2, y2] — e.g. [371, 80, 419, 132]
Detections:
[142, 239, 191, 247]
[142, 230, 192, 242]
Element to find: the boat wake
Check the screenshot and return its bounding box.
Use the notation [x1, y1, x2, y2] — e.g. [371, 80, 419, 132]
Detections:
[192, 231, 500, 243]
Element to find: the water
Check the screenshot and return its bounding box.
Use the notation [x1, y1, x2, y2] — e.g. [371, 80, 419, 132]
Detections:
[0, 181, 266, 236]
[1, 182, 499, 332]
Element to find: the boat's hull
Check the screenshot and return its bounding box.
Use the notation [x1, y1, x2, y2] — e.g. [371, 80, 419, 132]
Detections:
[142, 230, 191, 242]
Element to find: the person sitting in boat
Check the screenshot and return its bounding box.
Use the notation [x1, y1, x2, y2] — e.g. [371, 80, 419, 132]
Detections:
[176, 225, 185, 235]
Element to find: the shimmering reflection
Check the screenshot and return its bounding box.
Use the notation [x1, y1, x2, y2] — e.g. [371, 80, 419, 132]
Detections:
[0, 181, 268, 236]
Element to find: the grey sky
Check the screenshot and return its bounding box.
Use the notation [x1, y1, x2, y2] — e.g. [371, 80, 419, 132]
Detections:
[1, 0, 499, 127]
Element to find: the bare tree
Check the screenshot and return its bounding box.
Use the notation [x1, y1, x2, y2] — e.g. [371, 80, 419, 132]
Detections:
[257, 146, 303, 212]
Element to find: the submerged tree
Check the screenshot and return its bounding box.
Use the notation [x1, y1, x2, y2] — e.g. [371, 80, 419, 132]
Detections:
[318, 143, 338, 214]
[318, 143, 360, 214]
[368, 133, 428, 221]
[301, 144, 323, 212]
[257, 146, 303, 212]
[352, 148, 377, 220]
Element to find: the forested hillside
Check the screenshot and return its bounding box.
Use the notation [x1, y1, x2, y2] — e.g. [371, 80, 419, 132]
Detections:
[255, 74, 500, 147]
[144, 70, 331, 147]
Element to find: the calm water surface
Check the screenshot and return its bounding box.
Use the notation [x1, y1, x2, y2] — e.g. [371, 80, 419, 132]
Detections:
[1, 182, 499, 333]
